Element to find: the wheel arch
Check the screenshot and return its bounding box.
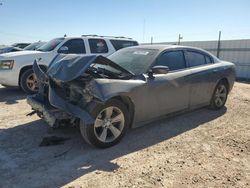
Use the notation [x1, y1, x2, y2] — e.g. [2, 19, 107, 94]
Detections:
[18, 65, 47, 86]
[110, 95, 135, 128]
[216, 77, 230, 91]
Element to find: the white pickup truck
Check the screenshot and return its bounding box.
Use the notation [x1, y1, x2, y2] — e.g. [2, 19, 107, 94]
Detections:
[0, 36, 138, 93]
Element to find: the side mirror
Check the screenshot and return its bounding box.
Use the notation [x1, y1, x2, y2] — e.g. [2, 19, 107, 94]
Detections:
[148, 65, 170, 78]
[58, 46, 69, 54]
[148, 66, 169, 79]
[152, 65, 169, 74]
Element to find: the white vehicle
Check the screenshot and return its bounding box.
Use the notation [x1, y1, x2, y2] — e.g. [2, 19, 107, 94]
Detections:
[0, 35, 138, 93]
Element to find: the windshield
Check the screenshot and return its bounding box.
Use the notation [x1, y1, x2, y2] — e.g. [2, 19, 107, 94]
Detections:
[24, 42, 44, 50]
[13, 43, 30, 48]
[37, 38, 64, 52]
[107, 48, 159, 75]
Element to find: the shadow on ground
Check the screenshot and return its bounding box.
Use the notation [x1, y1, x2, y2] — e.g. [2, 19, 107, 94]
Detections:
[0, 107, 227, 187]
[0, 86, 26, 104]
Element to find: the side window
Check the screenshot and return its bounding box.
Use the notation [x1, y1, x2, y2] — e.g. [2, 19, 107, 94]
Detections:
[186, 51, 206, 67]
[62, 39, 86, 54]
[156, 51, 186, 71]
[205, 55, 213, 64]
[11, 48, 20, 52]
[110, 40, 139, 50]
[88, 39, 108, 53]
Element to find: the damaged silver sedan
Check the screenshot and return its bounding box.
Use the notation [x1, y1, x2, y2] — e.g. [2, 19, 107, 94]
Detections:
[27, 45, 236, 148]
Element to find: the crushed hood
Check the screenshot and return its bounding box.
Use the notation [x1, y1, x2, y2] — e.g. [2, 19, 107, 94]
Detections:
[34, 54, 133, 83]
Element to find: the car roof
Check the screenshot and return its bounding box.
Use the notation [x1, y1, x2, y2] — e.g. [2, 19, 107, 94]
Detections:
[130, 44, 216, 54]
[63, 36, 137, 41]
[128, 44, 203, 51]
[126, 44, 219, 60]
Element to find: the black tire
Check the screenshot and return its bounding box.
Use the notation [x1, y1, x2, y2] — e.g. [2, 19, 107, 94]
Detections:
[80, 99, 130, 148]
[209, 80, 228, 110]
[20, 69, 39, 94]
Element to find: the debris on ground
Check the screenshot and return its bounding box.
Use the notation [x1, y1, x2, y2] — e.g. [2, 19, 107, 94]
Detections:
[39, 136, 70, 146]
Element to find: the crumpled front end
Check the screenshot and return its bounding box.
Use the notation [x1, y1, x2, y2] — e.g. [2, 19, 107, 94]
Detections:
[27, 54, 133, 127]
[27, 79, 97, 127]
[26, 95, 68, 127]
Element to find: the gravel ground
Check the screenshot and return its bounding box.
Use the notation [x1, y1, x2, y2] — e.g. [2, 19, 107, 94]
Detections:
[0, 83, 249, 188]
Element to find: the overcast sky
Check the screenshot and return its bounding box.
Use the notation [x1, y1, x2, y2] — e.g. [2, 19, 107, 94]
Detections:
[0, 0, 250, 45]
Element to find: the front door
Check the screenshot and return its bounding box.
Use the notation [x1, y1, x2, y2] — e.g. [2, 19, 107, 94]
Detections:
[136, 50, 191, 122]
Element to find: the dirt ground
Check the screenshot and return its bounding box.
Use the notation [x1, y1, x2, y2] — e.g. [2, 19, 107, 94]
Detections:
[0, 82, 249, 188]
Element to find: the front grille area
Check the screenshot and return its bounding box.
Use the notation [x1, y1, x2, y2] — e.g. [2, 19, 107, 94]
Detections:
[49, 79, 71, 101]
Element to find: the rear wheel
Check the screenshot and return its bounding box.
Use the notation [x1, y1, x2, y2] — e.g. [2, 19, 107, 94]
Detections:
[80, 99, 129, 148]
[20, 69, 39, 94]
[209, 81, 228, 110]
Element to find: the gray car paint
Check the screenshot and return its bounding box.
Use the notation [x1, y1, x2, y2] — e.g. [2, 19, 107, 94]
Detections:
[27, 45, 236, 128]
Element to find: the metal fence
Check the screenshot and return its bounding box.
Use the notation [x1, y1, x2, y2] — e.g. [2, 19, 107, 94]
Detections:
[145, 39, 250, 80]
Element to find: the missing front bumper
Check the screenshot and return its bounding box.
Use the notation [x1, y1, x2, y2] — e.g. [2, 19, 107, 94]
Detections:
[27, 96, 71, 127]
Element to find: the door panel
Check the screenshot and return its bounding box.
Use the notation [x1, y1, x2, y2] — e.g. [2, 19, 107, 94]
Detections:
[134, 70, 191, 122]
[189, 65, 217, 107]
[185, 50, 217, 107]
[132, 49, 192, 123]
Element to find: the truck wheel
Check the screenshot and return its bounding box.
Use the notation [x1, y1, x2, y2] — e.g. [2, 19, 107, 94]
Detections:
[80, 99, 129, 148]
[20, 69, 39, 94]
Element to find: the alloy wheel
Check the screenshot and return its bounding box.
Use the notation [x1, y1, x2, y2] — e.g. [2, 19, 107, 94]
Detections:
[214, 85, 227, 107]
[94, 106, 125, 143]
[26, 73, 39, 92]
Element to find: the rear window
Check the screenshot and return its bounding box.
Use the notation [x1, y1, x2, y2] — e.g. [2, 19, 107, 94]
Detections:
[110, 40, 138, 50]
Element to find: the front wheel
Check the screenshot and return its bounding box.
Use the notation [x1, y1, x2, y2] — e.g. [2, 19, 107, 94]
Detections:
[20, 69, 39, 94]
[80, 99, 129, 148]
[209, 81, 228, 110]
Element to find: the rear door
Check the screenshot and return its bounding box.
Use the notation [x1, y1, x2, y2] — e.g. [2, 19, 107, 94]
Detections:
[185, 50, 216, 107]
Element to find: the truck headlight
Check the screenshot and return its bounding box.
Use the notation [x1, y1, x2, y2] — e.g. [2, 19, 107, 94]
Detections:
[0, 60, 15, 70]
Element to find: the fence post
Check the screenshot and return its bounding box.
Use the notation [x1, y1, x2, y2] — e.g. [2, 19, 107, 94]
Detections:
[217, 31, 221, 58]
[178, 34, 182, 45]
